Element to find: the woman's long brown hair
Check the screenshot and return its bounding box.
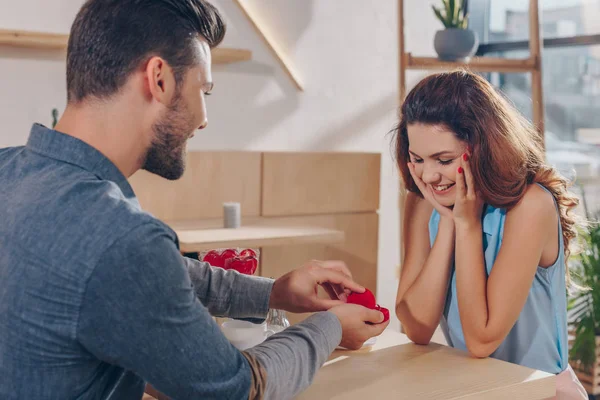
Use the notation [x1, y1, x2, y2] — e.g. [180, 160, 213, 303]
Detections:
[392, 70, 582, 283]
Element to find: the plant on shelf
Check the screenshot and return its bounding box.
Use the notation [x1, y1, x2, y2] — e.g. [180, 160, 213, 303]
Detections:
[431, 0, 479, 62]
[432, 0, 468, 29]
[51, 108, 59, 129]
[568, 218, 600, 395]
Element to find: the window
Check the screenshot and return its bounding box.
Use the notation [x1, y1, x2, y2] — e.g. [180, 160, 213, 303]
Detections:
[470, 0, 600, 218]
[471, 0, 600, 46]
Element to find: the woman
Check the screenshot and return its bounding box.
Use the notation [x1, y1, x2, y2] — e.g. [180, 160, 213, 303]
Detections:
[393, 70, 587, 399]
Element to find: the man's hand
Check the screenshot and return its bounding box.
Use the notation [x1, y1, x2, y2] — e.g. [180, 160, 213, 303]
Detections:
[329, 304, 389, 349]
[269, 260, 365, 313]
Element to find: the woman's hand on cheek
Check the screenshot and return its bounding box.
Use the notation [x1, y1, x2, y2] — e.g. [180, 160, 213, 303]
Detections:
[453, 153, 484, 228]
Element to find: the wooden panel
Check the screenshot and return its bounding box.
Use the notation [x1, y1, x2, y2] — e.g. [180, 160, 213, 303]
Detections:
[129, 152, 261, 222]
[262, 152, 381, 216]
[260, 213, 378, 325]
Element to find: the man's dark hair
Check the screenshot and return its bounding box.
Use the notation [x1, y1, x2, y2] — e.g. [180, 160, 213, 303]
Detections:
[66, 0, 226, 102]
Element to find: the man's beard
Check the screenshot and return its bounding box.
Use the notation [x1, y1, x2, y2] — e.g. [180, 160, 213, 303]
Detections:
[142, 93, 194, 181]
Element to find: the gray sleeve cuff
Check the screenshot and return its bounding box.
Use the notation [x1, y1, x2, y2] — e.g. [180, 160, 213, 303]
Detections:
[301, 311, 343, 353]
[229, 274, 274, 322]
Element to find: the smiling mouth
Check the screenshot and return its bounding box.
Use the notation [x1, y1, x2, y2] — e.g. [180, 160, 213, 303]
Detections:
[432, 183, 455, 194]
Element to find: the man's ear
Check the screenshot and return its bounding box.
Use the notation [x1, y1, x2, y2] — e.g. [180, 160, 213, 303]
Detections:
[145, 56, 176, 105]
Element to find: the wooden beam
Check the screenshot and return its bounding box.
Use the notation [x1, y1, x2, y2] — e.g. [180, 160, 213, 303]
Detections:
[398, 0, 407, 304]
[398, 0, 406, 102]
[529, 0, 545, 142]
[233, 0, 304, 91]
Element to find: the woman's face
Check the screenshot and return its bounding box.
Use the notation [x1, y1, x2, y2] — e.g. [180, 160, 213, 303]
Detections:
[407, 123, 468, 207]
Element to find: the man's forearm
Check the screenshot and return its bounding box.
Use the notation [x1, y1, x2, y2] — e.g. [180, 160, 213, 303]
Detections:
[185, 256, 342, 399]
[245, 312, 342, 400]
[184, 257, 274, 320]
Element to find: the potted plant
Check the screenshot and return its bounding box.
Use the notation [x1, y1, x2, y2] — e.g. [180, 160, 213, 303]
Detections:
[431, 0, 479, 61]
[51, 108, 59, 129]
[569, 220, 600, 396]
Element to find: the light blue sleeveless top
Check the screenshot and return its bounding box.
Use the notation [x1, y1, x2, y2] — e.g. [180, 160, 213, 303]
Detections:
[428, 186, 569, 374]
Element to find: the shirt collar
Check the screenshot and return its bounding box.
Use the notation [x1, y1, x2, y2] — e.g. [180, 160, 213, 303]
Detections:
[26, 123, 135, 198]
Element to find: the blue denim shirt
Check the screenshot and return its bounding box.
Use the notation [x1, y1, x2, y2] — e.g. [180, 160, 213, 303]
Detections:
[0, 125, 284, 399]
[0, 124, 343, 400]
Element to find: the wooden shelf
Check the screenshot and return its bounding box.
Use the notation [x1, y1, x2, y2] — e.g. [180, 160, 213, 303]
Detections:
[0, 29, 252, 64]
[212, 48, 252, 64]
[169, 218, 345, 252]
[0, 29, 67, 49]
[405, 52, 537, 73]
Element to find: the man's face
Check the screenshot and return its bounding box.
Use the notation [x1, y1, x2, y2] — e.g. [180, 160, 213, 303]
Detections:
[142, 40, 212, 180]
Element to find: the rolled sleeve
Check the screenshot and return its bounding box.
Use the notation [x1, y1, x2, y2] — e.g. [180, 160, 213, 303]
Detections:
[183, 257, 274, 321]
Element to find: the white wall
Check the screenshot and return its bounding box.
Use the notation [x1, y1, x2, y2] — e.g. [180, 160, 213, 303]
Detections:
[0, 0, 442, 331]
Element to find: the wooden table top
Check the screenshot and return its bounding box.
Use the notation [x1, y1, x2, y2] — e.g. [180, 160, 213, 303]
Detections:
[297, 329, 556, 400]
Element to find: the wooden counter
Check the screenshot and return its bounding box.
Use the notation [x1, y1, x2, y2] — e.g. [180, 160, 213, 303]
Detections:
[176, 224, 344, 253]
[298, 329, 556, 400]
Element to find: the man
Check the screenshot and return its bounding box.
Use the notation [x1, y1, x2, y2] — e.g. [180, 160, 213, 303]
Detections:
[0, 0, 388, 399]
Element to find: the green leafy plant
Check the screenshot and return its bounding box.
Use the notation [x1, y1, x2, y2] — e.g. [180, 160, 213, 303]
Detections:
[569, 219, 600, 372]
[51, 108, 59, 129]
[432, 0, 469, 29]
